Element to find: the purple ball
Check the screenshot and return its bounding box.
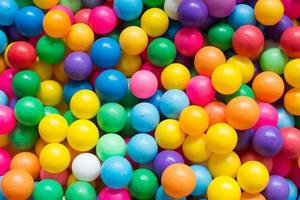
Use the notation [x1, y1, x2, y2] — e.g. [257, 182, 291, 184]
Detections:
[6, 26, 27, 41]
[152, 150, 184, 177]
[199, 15, 217, 31]
[252, 125, 283, 157]
[9, 97, 18, 109]
[235, 129, 254, 151]
[203, 0, 236, 18]
[64, 51, 93, 81]
[267, 15, 293, 41]
[178, 0, 208, 28]
[263, 175, 290, 200]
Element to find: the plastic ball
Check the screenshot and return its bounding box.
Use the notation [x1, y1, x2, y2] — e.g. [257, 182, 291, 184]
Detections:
[0, 0, 19, 26]
[271, 155, 292, 177]
[7, 41, 36, 69]
[0, 105, 16, 135]
[237, 161, 269, 193]
[116, 53, 142, 77]
[260, 48, 288, 75]
[43, 10, 71, 38]
[51, 5, 74, 22]
[254, 0, 284, 26]
[224, 84, 255, 103]
[74, 8, 91, 24]
[141, 8, 168, 37]
[254, 103, 278, 129]
[0, 68, 18, 100]
[82, 0, 104, 8]
[163, 0, 182, 20]
[190, 165, 212, 196]
[284, 59, 300, 88]
[0, 30, 7, 55]
[161, 63, 190, 90]
[284, 88, 300, 116]
[0, 149, 10, 176]
[0, 90, 8, 106]
[63, 80, 93, 104]
[207, 176, 241, 200]
[65, 181, 97, 200]
[43, 106, 60, 115]
[88, 6, 116, 35]
[156, 186, 187, 200]
[64, 52, 92, 81]
[30, 59, 52, 81]
[228, 4, 256, 30]
[183, 135, 211, 163]
[33, 0, 58, 9]
[277, 107, 295, 128]
[90, 37, 121, 68]
[113, 0, 143, 21]
[59, 0, 82, 13]
[280, 27, 300, 58]
[241, 150, 273, 172]
[98, 187, 131, 200]
[37, 80, 63, 106]
[66, 23, 94, 51]
[227, 55, 255, 83]
[33, 179, 64, 200]
[208, 22, 234, 51]
[279, 127, 300, 159]
[40, 168, 69, 186]
[205, 101, 226, 126]
[263, 175, 289, 200]
[287, 179, 298, 200]
[12, 70, 41, 97]
[100, 156, 133, 189]
[130, 70, 158, 99]
[204, 0, 236, 18]
[10, 124, 38, 150]
[67, 119, 99, 152]
[240, 192, 266, 200]
[267, 15, 293, 41]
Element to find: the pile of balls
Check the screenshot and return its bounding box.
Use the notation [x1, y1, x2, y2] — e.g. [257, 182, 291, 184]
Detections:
[1, 0, 300, 199]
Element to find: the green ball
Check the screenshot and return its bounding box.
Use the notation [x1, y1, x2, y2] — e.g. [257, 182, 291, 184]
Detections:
[106, 29, 120, 42]
[122, 19, 141, 29]
[97, 103, 127, 133]
[14, 96, 44, 126]
[121, 108, 136, 137]
[64, 110, 77, 125]
[33, 179, 63, 200]
[96, 133, 126, 161]
[143, 0, 164, 7]
[259, 48, 289, 75]
[129, 168, 158, 200]
[208, 22, 234, 51]
[295, 116, 300, 129]
[12, 70, 41, 97]
[65, 182, 96, 200]
[59, 0, 82, 13]
[15, 0, 34, 8]
[119, 84, 141, 107]
[44, 106, 60, 116]
[9, 125, 38, 150]
[36, 35, 66, 65]
[224, 84, 255, 103]
[147, 37, 177, 67]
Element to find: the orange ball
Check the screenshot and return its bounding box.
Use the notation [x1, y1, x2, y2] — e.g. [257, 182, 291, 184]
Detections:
[205, 101, 226, 126]
[10, 152, 41, 180]
[225, 96, 260, 130]
[161, 163, 196, 199]
[43, 10, 71, 38]
[241, 192, 266, 200]
[252, 72, 284, 103]
[1, 169, 34, 200]
[284, 88, 300, 116]
[35, 138, 47, 156]
[194, 46, 226, 77]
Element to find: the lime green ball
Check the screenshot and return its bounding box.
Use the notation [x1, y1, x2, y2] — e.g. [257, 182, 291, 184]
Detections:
[224, 84, 255, 103]
[12, 70, 41, 97]
[33, 179, 63, 200]
[129, 168, 158, 200]
[260, 48, 289, 75]
[59, 0, 82, 13]
[9, 125, 38, 150]
[121, 108, 136, 137]
[65, 182, 96, 200]
[143, 0, 164, 7]
[44, 106, 60, 116]
[64, 110, 77, 125]
[208, 22, 234, 51]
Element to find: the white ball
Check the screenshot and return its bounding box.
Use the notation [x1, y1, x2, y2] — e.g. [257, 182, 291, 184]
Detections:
[164, 0, 182, 20]
[72, 153, 101, 182]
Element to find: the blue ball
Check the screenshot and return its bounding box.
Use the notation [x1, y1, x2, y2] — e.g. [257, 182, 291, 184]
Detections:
[288, 179, 298, 200]
[156, 186, 186, 200]
[0, 29, 7, 54]
[0, 90, 8, 105]
[165, 20, 183, 41]
[95, 69, 128, 102]
[159, 89, 190, 119]
[113, 0, 143, 21]
[63, 80, 93, 104]
[146, 89, 163, 110]
[0, 0, 19, 26]
[277, 107, 295, 128]
[90, 37, 121, 68]
[128, 133, 158, 164]
[191, 165, 212, 196]
[15, 6, 44, 37]
[130, 102, 160, 133]
[100, 156, 133, 189]
[228, 4, 256, 30]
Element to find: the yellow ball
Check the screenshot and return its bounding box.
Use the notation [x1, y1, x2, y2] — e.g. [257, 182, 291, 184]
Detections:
[206, 123, 238, 155]
[207, 176, 241, 200]
[38, 114, 68, 143]
[67, 119, 99, 152]
[208, 152, 241, 178]
[0, 56, 6, 74]
[66, 23, 94, 52]
[212, 63, 243, 95]
[227, 55, 254, 83]
[182, 135, 211, 163]
[115, 53, 142, 77]
[37, 80, 63, 106]
[237, 161, 269, 193]
[155, 119, 186, 150]
[39, 143, 70, 173]
[284, 59, 300, 88]
[254, 0, 284, 26]
[4, 42, 14, 67]
[70, 90, 100, 119]
[0, 135, 9, 147]
[119, 26, 148, 55]
[161, 63, 191, 90]
[141, 8, 169, 37]
[53, 62, 69, 83]
[284, 88, 300, 116]
[33, 0, 59, 9]
[67, 173, 77, 187]
[31, 58, 53, 81]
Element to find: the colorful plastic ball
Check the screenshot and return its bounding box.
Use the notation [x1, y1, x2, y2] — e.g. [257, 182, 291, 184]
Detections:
[0, 149, 10, 176]
[183, 135, 211, 163]
[63, 80, 93, 105]
[100, 156, 133, 189]
[43, 10, 71, 39]
[141, 8, 168, 37]
[12, 70, 41, 97]
[174, 28, 203, 56]
[284, 88, 300, 116]
[36, 35, 66, 65]
[284, 59, 300, 88]
[280, 26, 300, 58]
[113, 0, 143, 21]
[33, 179, 63, 200]
[0, 90, 8, 106]
[207, 22, 234, 51]
[224, 84, 255, 103]
[130, 70, 158, 99]
[82, 0, 104, 8]
[33, 0, 58, 9]
[0, 105, 16, 135]
[233, 25, 264, 59]
[147, 37, 177, 67]
[156, 186, 186, 200]
[287, 179, 298, 200]
[59, 0, 82, 13]
[190, 165, 211, 197]
[163, 0, 182, 20]
[51, 5, 74, 22]
[267, 15, 293, 41]
[228, 4, 256, 30]
[277, 107, 295, 128]
[253, 103, 278, 130]
[254, 0, 284, 26]
[0, 68, 18, 99]
[65, 181, 96, 200]
[207, 176, 241, 200]
[252, 72, 285, 103]
[161, 63, 190, 90]
[1, 169, 34, 200]
[7, 41, 36, 69]
[205, 101, 226, 126]
[240, 192, 266, 200]
[263, 175, 289, 200]
[66, 23, 94, 52]
[241, 150, 273, 172]
[227, 55, 255, 83]
[98, 187, 131, 200]
[235, 129, 254, 152]
[271, 155, 292, 177]
[90, 37, 121, 68]
[116, 53, 142, 77]
[260, 48, 288, 75]
[40, 169, 69, 186]
[37, 80, 63, 106]
[204, 0, 236, 18]
[88, 6, 117, 35]
[279, 127, 300, 159]
[74, 8, 91, 24]
[64, 52, 92, 81]
[0, 0, 19, 26]
[9, 124, 38, 150]
[0, 30, 7, 54]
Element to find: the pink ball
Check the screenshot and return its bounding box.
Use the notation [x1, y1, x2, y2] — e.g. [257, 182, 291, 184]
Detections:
[140, 62, 163, 89]
[98, 187, 131, 200]
[253, 102, 278, 130]
[40, 168, 69, 186]
[186, 75, 215, 106]
[174, 28, 204, 56]
[0, 105, 16, 135]
[282, 0, 300, 19]
[51, 5, 75, 24]
[0, 68, 18, 99]
[0, 148, 11, 176]
[88, 6, 117, 35]
[130, 70, 158, 99]
[75, 9, 92, 24]
[271, 155, 292, 177]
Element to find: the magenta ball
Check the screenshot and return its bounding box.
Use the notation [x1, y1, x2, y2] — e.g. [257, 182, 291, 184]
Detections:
[174, 27, 204, 56]
[88, 6, 117, 35]
[51, 5, 75, 24]
[0, 68, 18, 99]
[253, 102, 278, 130]
[0, 148, 11, 176]
[203, 0, 236, 18]
[282, 0, 300, 19]
[98, 187, 131, 200]
[271, 155, 292, 177]
[140, 62, 163, 88]
[186, 75, 215, 106]
[0, 105, 16, 135]
[130, 70, 158, 99]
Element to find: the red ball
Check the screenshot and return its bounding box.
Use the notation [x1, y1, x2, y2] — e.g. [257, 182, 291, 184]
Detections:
[288, 163, 300, 189]
[271, 155, 292, 177]
[7, 42, 36, 69]
[280, 26, 300, 58]
[279, 127, 300, 159]
[233, 25, 264, 60]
